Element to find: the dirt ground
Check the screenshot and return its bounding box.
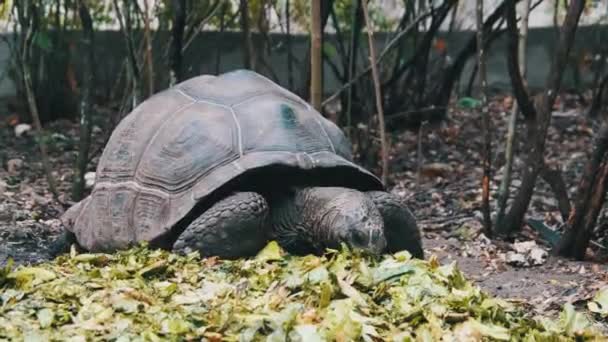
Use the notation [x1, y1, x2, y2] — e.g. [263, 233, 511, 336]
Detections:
[1, 93, 607, 324]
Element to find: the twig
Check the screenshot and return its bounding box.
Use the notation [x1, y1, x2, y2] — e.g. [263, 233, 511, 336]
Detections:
[142, 0, 154, 97]
[181, 1, 221, 54]
[310, 0, 322, 110]
[285, 0, 294, 89]
[420, 214, 473, 225]
[345, 0, 362, 137]
[321, 9, 435, 107]
[416, 120, 427, 186]
[72, 0, 95, 202]
[113, 0, 140, 107]
[477, 0, 493, 236]
[361, 0, 388, 185]
[240, 0, 253, 69]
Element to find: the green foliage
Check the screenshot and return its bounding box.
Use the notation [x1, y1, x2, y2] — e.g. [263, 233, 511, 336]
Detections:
[457, 96, 482, 109]
[290, 0, 396, 34]
[588, 287, 608, 317]
[0, 242, 605, 340]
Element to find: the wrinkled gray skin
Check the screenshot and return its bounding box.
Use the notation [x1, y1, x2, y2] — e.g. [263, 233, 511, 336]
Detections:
[171, 186, 423, 259]
[52, 186, 423, 259]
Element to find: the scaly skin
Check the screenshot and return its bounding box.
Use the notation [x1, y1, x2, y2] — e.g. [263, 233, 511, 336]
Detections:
[52, 187, 424, 259]
[173, 192, 270, 259]
[268, 187, 387, 255]
[366, 191, 424, 258]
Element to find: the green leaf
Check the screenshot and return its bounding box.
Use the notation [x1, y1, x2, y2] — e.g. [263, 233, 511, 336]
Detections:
[110, 294, 143, 313]
[289, 324, 324, 342]
[322, 42, 338, 59]
[560, 303, 591, 336]
[457, 97, 482, 109]
[372, 260, 415, 284]
[8, 267, 56, 289]
[33, 32, 52, 51]
[588, 286, 608, 316]
[321, 299, 362, 341]
[0, 241, 605, 340]
[161, 318, 192, 334]
[255, 241, 284, 262]
[36, 308, 54, 328]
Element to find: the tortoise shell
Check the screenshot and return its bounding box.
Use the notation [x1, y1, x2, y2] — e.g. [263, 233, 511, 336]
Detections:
[64, 70, 383, 252]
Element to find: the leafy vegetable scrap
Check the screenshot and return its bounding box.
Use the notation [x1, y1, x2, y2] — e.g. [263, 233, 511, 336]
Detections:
[0, 241, 605, 341]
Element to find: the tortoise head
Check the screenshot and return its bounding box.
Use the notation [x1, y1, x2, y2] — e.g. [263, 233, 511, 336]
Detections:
[316, 189, 387, 255]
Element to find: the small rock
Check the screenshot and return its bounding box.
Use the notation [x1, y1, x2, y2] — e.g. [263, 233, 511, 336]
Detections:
[85, 171, 96, 189]
[512, 240, 538, 254]
[7, 158, 24, 175]
[14, 123, 31, 137]
[505, 251, 527, 266]
[0, 179, 6, 193]
[12, 209, 31, 222]
[0, 204, 12, 221]
[505, 240, 548, 267]
[529, 247, 548, 266]
[41, 218, 63, 233]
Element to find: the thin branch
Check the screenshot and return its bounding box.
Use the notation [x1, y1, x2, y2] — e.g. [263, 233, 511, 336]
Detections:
[322, 8, 435, 107]
[477, 0, 492, 236]
[505, 0, 537, 120]
[113, 0, 140, 107]
[240, 0, 253, 69]
[362, 0, 388, 185]
[16, 0, 60, 201]
[72, 0, 95, 202]
[310, 0, 322, 110]
[182, 0, 221, 53]
[142, 0, 154, 97]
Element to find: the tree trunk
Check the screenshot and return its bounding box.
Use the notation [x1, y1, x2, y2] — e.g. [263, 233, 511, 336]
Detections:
[556, 121, 608, 259]
[496, 0, 531, 230]
[240, 0, 253, 70]
[170, 0, 185, 86]
[285, 0, 294, 90]
[16, 0, 59, 200]
[500, 0, 585, 236]
[476, 0, 492, 236]
[215, 2, 227, 75]
[345, 0, 363, 136]
[310, 0, 323, 111]
[299, 0, 334, 102]
[72, 0, 95, 202]
[142, 0, 154, 97]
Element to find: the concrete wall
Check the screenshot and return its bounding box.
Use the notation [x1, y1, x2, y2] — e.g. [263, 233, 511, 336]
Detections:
[0, 24, 606, 104]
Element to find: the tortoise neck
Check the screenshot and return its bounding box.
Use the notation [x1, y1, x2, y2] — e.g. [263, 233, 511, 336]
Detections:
[267, 186, 345, 255]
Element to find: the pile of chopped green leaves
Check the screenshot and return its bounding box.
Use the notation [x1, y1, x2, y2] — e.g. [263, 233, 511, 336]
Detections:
[0, 242, 605, 341]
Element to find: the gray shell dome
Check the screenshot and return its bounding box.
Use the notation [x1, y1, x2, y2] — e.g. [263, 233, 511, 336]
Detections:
[63, 70, 383, 252]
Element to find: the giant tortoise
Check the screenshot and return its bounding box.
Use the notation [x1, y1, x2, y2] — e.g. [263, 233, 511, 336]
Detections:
[53, 70, 423, 259]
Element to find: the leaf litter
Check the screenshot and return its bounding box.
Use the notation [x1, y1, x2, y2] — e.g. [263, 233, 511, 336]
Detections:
[1, 241, 606, 341]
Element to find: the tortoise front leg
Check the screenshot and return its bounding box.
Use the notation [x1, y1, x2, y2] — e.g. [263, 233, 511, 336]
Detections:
[366, 191, 424, 258]
[49, 231, 80, 257]
[173, 192, 270, 259]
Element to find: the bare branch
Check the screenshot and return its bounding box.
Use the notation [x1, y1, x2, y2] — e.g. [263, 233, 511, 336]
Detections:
[361, 0, 388, 184]
[322, 8, 435, 107]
